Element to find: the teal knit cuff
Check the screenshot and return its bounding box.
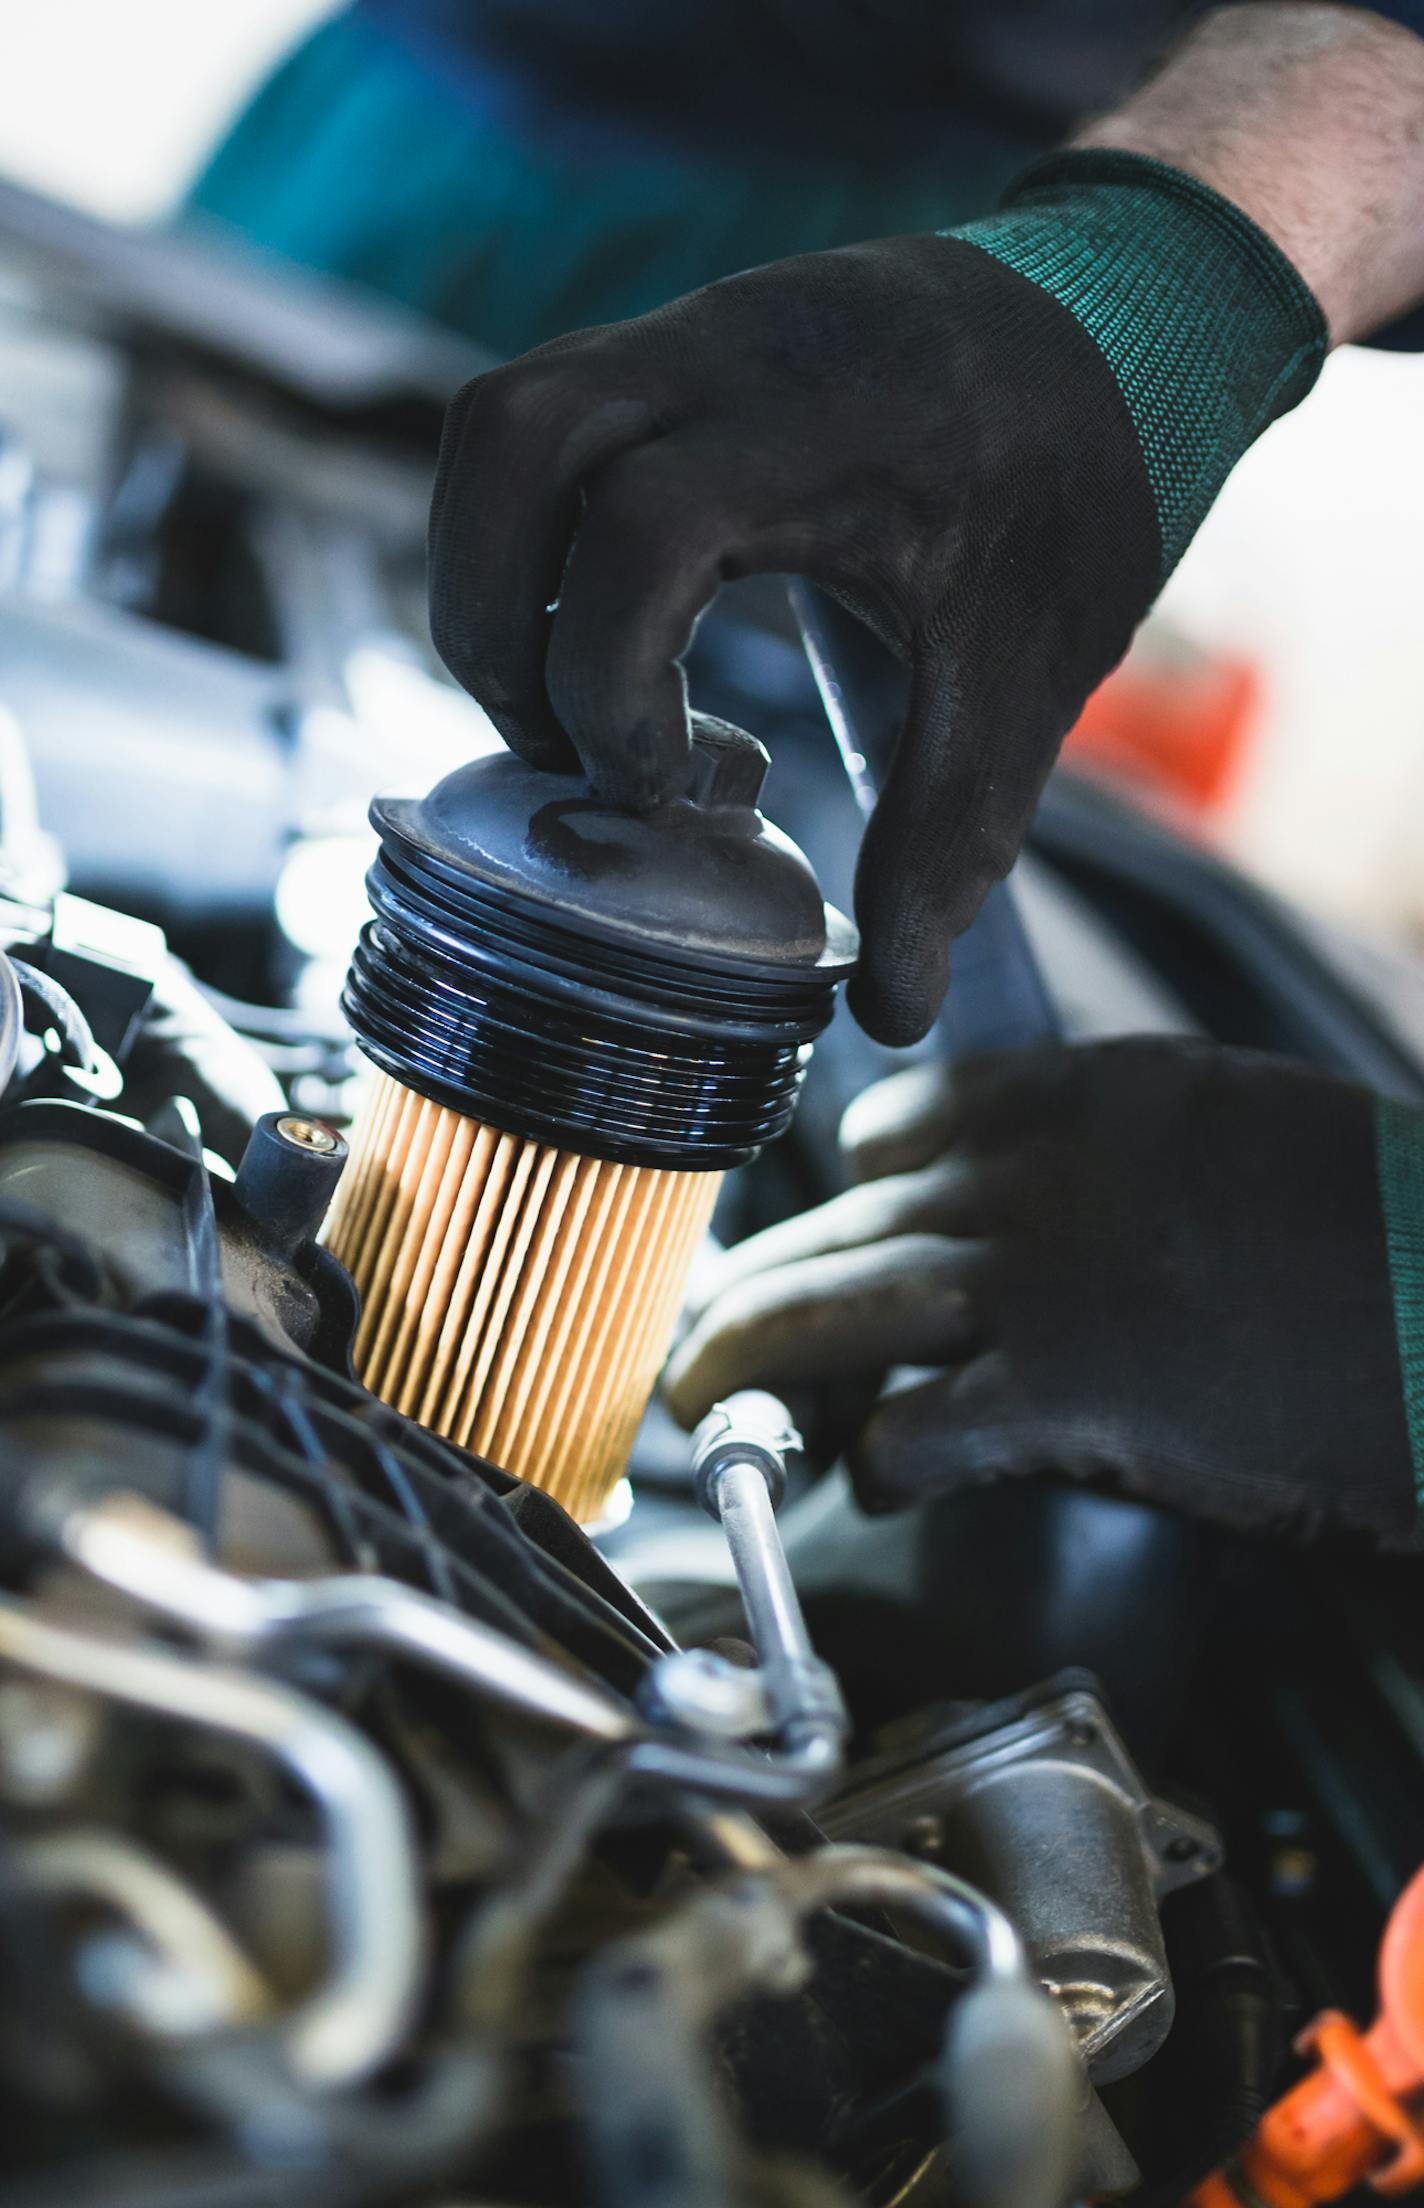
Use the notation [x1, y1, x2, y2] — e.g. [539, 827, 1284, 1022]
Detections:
[1376, 1095, 1424, 1521]
[944, 150, 1327, 579]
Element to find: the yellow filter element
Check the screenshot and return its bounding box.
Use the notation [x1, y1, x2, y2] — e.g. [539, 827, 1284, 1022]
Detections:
[324, 1068, 721, 1522]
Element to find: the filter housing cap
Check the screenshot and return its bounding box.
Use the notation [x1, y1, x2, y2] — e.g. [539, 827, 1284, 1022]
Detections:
[376, 717, 851, 971]
[342, 716, 857, 1169]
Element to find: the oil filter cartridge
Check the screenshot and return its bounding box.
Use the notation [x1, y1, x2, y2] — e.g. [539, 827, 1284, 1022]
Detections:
[325, 715, 856, 1521]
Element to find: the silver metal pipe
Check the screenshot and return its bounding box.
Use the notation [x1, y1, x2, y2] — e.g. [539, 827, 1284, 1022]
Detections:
[771, 1849, 1079, 2208]
[18, 1828, 271, 2032]
[769, 1845, 1025, 1986]
[59, 1493, 841, 1809]
[0, 1595, 421, 2088]
[59, 1490, 636, 1745]
[579, 1838, 1072, 2208]
[707, 1456, 815, 1669]
[680, 1393, 849, 1780]
[263, 1580, 635, 1742]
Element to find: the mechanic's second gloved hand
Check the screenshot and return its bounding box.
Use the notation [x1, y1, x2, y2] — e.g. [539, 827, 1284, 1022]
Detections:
[430, 152, 1325, 1045]
[664, 1039, 1424, 1549]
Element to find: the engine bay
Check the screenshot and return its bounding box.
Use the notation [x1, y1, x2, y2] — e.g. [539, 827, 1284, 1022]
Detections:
[2, 176, 1424, 2208]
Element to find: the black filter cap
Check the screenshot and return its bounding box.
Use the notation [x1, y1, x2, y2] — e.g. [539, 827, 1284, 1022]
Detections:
[342, 717, 857, 1169]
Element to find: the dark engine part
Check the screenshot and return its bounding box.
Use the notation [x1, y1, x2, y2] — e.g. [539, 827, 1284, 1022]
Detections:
[0, 1086, 1088, 2208]
[0, 1098, 355, 1372]
[2, 864, 1420, 2208]
[823, 1675, 1222, 2084]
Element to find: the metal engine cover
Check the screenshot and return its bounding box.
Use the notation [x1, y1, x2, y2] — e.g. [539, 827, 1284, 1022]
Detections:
[821, 1673, 1221, 2082]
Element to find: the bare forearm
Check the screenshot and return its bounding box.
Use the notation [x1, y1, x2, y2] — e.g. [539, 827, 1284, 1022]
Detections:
[1075, 3, 1424, 342]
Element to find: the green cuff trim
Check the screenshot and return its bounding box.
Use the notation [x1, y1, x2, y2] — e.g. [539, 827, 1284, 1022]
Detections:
[944, 149, 1327, 579]
[1376, 1095, 1424, 1518]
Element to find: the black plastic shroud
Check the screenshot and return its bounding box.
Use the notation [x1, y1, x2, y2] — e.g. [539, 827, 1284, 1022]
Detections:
[341, 719, 857, 1170]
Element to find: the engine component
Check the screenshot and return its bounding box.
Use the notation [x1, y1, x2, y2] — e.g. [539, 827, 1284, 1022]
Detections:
[0, 1592, 422, 2088]
[0, 867, 289, 1161]
[326, 715, 855, 1520]
[644, 1391, 848, 1785]
[0, 890, 164, 1111]
[30, 892, 164, 1064]
[577, 1832, 1079, 2208]
[53, 1489, 637, 1748]
[0, 1097, 357, 1367]
[1191, 1863, 1424, 2208]
[821, 1673, 1222, 2083]
[0, 1145, 1088, 2203]
[0, 1106, 848, 1801]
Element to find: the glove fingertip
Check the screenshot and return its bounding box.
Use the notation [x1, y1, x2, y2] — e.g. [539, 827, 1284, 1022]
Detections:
[484, 700, 583, 777]
[580, 713, 692, 814]
[847, 945, 948, 1050]
[849, 848, 956, 1047]
[548, 626, 693, 811]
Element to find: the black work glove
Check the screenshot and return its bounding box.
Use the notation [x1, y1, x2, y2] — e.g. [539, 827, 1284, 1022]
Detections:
[664, 1039, 1424, 1549]
[430, 151, 1324, 1044]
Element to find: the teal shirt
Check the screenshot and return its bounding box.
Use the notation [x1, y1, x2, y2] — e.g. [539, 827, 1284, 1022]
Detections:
[191, 5, 1424, 368]
[189, 14, 1029, 358]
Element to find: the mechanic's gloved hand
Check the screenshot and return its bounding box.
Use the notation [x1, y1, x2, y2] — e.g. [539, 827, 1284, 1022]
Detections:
[430, 152, 1325, 1045]
[664, 1039, 1424, 1549]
